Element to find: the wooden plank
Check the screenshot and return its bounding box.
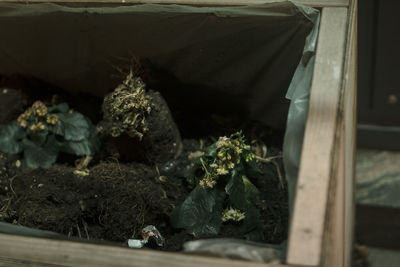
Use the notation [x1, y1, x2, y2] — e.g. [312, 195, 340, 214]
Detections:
[286, 7, 349, 267]
[322, 1, 357, 267]
[0, 0, 349, 8]
[342, 1, 357, 265]
[0, 233, 286, 267]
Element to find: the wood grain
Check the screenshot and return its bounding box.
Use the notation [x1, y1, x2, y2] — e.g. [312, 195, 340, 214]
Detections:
[342, 1, 357, 266]
[286, 7, 349, 267]
[321, 1, 357, 267]
[321, 2, 356, 266]
[0, 0, 349, 7]
[0, 233, 286, 267]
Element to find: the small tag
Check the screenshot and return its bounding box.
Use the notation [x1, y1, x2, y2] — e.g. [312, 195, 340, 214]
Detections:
[128, 239, 145, 248]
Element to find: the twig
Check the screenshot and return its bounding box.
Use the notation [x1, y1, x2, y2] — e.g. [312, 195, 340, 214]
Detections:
[82, 219, 90, 240]
[154, 165, 167, 183]
[155, 165, 161, 177]
[77, 155, 93, 170]
[76, 224, 82, 238]
[254, 155, 282, 163]
[0, 198, 12, 213]
[68, 227, 72, 238]
[199, 139, 204, 150]
[261, 143, 268, 158]
[174, 141, 183, 159]
[272, 160, 285, 189]
[200, 158, 210, 175]
[9, 176, 17, 197]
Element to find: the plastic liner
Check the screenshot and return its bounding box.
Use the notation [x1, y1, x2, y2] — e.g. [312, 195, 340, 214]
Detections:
[0, 1, 320, 262]
[283, 2, 320, 222]
[0, 1, 313, 129]
[183, 238, 283, 263]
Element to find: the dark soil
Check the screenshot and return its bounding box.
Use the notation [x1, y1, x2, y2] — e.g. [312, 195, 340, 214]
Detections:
[0, 74, 288, 251]
[2, 161, 185, 243]
[0, 138, 287, 251]
[142, 91, 182, 163]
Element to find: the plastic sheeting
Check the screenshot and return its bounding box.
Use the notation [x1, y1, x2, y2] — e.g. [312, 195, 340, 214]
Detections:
[283, 2, 320, 222]
[0, 1, 320, 262]
[0, 1, 313, 129]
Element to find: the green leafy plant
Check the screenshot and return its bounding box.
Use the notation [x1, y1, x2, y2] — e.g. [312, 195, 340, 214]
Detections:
[170, 132, 264, 241]
[0, 101, 100, 169]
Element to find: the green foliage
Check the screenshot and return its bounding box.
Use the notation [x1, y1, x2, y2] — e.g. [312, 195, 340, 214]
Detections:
[170, 185, 224, 236]
[170, 132, 264, 241]
[0, 101, 100, 169]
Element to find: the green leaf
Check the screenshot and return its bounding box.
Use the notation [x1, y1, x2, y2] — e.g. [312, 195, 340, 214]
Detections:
[243, 176, 259, 204]
[240, 206, 264, 242]
[225, 170, 247, 210]
[170, 185, 223, 236]
[58, 112, 90, 141]
[205, 144, 217, 158]
[183, 164, 196, 185]
[0, 121, 25, 154]
[50, 120, 65, 136]
[63, 125, 100, 156]
[22, 136, 59, 168]
[243, 176, 259, 195]
[244, 159, 263, 180]
[28, 130, 48, 146]
[47, 103, 69, 113]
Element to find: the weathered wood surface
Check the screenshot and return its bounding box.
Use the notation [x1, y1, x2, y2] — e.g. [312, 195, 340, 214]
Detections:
[341, 1, 357, 266]
[0, 0, 349, 7]
[286, 6, 352, 267]
[0, 233, 287, 267]
[323, 6, 357, 265]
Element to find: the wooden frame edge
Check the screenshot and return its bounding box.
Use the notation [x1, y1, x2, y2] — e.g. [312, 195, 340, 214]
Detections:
[327, 0, 357, 266]
[288, 0, 357, 267]
[286, 6, 350, 267]
[0, 233, 288, 267]
[0, 0, 349, 8]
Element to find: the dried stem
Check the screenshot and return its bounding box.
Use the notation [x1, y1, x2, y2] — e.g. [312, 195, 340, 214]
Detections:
[254, 155, 282, 163]
[82, 219, 90, 240]
[76, 224, 82, 238]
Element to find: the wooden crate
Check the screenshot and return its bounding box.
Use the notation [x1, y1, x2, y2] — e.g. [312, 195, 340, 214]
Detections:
[0, 0, 357, 266]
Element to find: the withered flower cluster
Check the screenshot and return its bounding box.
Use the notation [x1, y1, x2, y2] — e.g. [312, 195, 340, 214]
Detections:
[17, 101, 58, 132]
[199, 133, 255, 189]
[104, 71, 152, 139]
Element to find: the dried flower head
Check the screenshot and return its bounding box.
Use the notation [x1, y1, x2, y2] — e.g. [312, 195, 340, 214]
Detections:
[17, 115, 27, 128]
[32, 101, 47, 116]
[29, 122, 45, 132]
[222, 207, 245, 222]
[199, 177, 217, 188]
[196, 132, 256, 189]
[46, 114, 59, 125]
[103, 70, 153, 139]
